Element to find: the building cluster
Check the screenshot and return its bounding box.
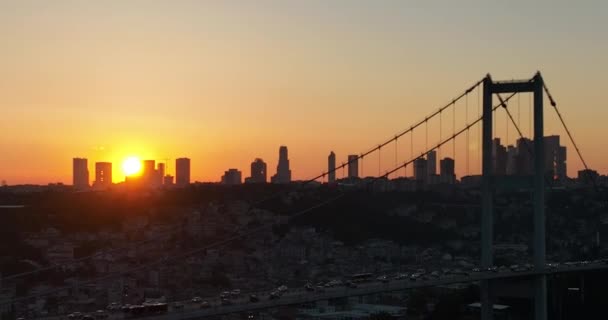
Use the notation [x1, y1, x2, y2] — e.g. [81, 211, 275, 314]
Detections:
[491, 135, 567, 180]
[72, 158, 191, 190]
[220, 146, 292, 185]
[413, 150, 456, 185]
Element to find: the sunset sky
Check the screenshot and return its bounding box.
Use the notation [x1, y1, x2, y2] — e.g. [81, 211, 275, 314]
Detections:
[1, 1, 606, 185]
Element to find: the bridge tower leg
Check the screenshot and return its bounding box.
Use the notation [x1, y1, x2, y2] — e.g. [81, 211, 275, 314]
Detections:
[481, 75, 494, 320]
[480, 73, 547, 320]
[533, 72, 547, 320]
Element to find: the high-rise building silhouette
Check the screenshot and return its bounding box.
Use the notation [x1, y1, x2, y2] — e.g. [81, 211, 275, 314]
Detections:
[506, 145, 517, 175]
[271, 146, 291, 184]
[94, 162, 112, 189]
[427, 150, 437, 177]
[72, 158, 89, 190]
[157, 163, 165, 185]
[222, 169, 242, 185]
[492, 138, 507, 175]
[544, 135, 560, 179]
[142, 160, 157, 187]
[440, 157, 455, 184]
[515, 138, 534, 175]
[248, 158, 267, 183]
[557, 146, 567, 181]
[328, 152, 336, 183]
[414, 158, 428, 183]
[347, 155, 359, 178]
[175, 158, 191, 187]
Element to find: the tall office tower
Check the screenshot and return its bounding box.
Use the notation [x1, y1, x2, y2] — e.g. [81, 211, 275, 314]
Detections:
[427, 150, 437, 177]
[94, 162, 112, 189]
[72, 158, 89, 190]
[440, 157, 456, 184]
[175, 158, 191, 187]
[328, 151, 336, 183]
[556, 146, 567, 181]
[506, 145, 518, 175]
[492, 138, 507, 175]
[414, 157, 428, 183]
[142, 160, 156, 187]
[221, 169, 242, 185]
[271, 146, 291, 183]
[544, 135, 561, 179]
[157, 163, 165, 185]
[516, 137, 534, 175]
[249, 158, 267, 183]
[347, 155, 359, 178]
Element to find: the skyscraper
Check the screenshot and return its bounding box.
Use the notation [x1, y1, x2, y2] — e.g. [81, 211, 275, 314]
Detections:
[271, 146, 291, 184]
[347, 155, 359, 178]
[94, 162, 112, 189]
[515, 137, 534, 175]
[175, 158, 191, 187]
[544, 135, 560, 179]
[221, 169, 242, 185]
[492, 138, 507, 176]
[248, 158, 267, 183]
[556, 146, 567, 181]
[414, 158, 428, 183]
[142, 160, 156, 187]
[157, 163, 165, 185]
[440, 157, 456, 184]
[506, 145, 517, 175]
[72, 158, 89, 190]
[427, 150, 437, 177]
[328, 152, 336, 183]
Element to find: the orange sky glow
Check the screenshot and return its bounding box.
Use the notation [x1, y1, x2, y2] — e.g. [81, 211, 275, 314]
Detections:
[1, 1, 606, 185]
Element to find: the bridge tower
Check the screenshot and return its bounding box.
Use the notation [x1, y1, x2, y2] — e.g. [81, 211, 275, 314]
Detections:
[481, 73, 546, 320]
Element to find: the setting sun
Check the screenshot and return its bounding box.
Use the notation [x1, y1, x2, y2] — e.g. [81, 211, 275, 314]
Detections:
[122, 157, 142, 176]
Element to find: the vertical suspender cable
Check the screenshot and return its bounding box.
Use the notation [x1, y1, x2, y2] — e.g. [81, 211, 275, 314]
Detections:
[379, 146, 381, 177]
[478, 85, 481, 174]
[529, 93, 532, 137]
[466, 93, 469, 176]
[453, 101, 456, 159]
[411, 130, 414, 177]
[518, 93, 521, 134]
[426, 119, 429, 152]
[395, 138, 398, 177]
[506, 100, 509, 145]
[439, 111, 442, 160]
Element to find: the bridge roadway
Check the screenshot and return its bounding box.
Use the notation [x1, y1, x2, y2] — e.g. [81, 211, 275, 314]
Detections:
[48, 262, 602, 320]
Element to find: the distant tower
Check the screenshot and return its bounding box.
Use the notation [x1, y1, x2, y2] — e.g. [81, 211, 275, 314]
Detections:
[328, 152, 336, 183]
[175, 158, 191, 187]
[72, 158, 89, 190]
[414, 158, 428, 183]
[142, 160, 156, 187]
[271, 146, 291, 184]
[347, 155, 359, 178]
[94, 162, 112, 189]
[157, 163, 165, 185]
[249, 158, 267, 183]
[427, 150, 437, 177]
[492, 138, 507, 175]
[440, 157, 456, 184]
[556, 146, 567, 181]
[221, 169, 242, 185]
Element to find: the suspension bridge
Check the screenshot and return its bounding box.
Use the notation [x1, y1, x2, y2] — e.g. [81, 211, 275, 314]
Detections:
[1, 72, 599, 320]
